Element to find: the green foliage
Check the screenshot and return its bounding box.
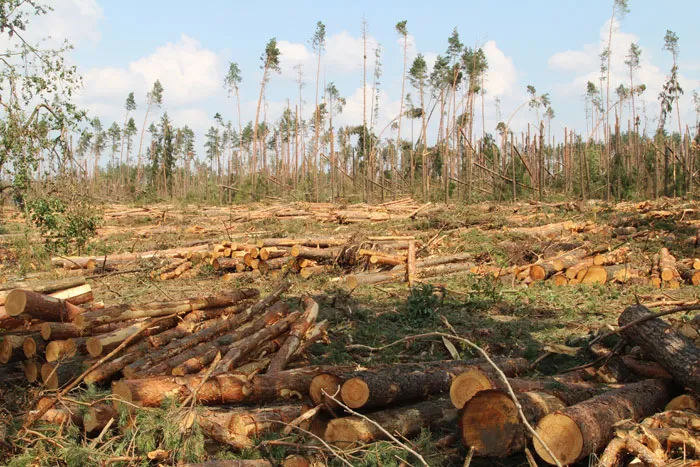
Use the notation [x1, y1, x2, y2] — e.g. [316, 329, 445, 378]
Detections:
[26, 194, 99, 254]
[405, 284, 443, 324]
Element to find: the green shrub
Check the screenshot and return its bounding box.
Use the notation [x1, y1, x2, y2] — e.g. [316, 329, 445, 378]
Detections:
[26, 195, 100, 254]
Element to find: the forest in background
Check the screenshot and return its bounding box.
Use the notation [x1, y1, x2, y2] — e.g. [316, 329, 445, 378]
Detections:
[0, 0, 699, 209]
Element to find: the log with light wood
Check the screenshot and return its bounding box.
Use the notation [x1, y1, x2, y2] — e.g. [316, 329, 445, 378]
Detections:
[45, 338, 86, 362]
[659, 247, 681, 286]
[0, 335, 26, 363]
[4, 290, 84, 322]
[324, 398, 456, 447]
[267, 297, 319, 374]
[84, 316, 180, 357]
[166, 302, 290, 376]
[619, 304, 700, 394]
[75, 288, 259, 327]
[533, 378, 674, 465]
[339, 357, 529, 411]
[257, 238, 347, 248]
[22, 335, 45, 359]
[460, 383, 621, 457]
[290, 245, 341, 262]
[216, 311, 301, 372]
[113, 364, 357, 407]
[41, 360, 87, 390]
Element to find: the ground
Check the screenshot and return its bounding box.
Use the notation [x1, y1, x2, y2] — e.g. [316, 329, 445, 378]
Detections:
[1, 198, 698, 466]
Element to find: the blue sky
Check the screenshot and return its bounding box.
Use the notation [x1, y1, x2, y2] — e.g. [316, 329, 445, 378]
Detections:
[37, 0, 700, 156]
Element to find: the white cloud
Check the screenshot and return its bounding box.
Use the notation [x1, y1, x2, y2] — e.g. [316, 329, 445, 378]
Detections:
[548, 19, 697, 131]
[483, 40, 518, 97]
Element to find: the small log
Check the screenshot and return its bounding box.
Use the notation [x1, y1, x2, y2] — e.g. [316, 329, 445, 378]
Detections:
[213, 257, 245, 271]
[45, 338, 86, 362]
[257, 238, 347, 248]
[533, 379, 674, 465]
[41, 360, 86, 390]
[580, 265, 608, 284]
[5, 290, 83, 322]
[22, 335, 45, 359]
[41, 322, 84, 340]
[0, 335, 27, 363]
[325, 398, 456, 447]
[85, 316, 179, 357]
[291, 245, 341, 262]
[619, 304, 700, 394]
[83, 403, 118, 434]
[665, 394, 700, 411]
[76, 289, 258, 327]
[160, 261, 192, 280]
[217, 311, 301, 371]
[24, 359, 39, 383]
[407, 240, 416, 286]
[659, 247, 680, 282]
[267, 297, 319, 374]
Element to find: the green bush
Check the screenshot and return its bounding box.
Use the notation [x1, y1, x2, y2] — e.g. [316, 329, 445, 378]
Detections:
[26, 195, 100, 254]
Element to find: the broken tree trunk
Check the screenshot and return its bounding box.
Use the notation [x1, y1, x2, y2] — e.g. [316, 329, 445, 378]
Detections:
[325, 398, 456, 447]
[659, 247, 681, 283]
[267, 297, 319, 374]
[533, 379, 674, 465]
[619, 304, 700, 394]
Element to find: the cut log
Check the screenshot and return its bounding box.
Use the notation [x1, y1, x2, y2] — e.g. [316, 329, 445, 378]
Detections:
[85, 316, 179, 357]
[167, 302, 290, 376]
[325, 398, 456, 447]
[125, 284, 288, 376]
[45, 338, 85, 362]
[659, 247, 680, 282]
[0, 276, 86, 295]
[213, 257, 245, 272]
[5, 290, 84, 322]
[291, 245, 341, 262]
[267, 297, 319, 374]
[529, 263, 557, 282]
[76, 289, 258, 327]
[533, 379, 674, 465]
[114, 364, 357, 407]
[41, 360, 86, 390]
[461, 386, 617, 457]
[83, 345, 147, 384]
[24, 359, 39, 383]
[580, 265, 608, 284]
[217, 311, 300, 372]
[407, 240, 416, 286]
[679, 264, 700, 286]
[665, 394, 700, 411]
[340, 357, 529, 410]
[0, 335, 26, 363]
[180, 461, 271, 467]
[160, 261, 192, 280]
[41, 322, 84, 340]
[48, 284, 94, 306]
[415, 253, 473, 269]
[449, 368, 610, 410]
[619, 304, 700, 394]
[83, 403, 118, 434]
[257, 238, 347, 248]
[22, 335, 45, 359]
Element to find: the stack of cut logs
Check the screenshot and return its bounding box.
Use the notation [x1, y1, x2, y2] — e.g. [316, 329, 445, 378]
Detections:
[113, 301, 700, 465]
[0, 281, 328, 399]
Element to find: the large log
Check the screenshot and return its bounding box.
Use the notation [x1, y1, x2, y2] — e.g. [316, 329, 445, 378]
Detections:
[533, 379, 674, 465]
[449, 367, 605, 409]
[41, 360, 87, 390]
[619, 304, 700, 394]
[0, 335, 26, 363]
[4, 290, 84, 322]
[340, 357, 529, 410]
[0, 276, 86, 295]
[76, 288, 259, 327]
[84, 316, 180, 357]
[257, 238, 347, 248]
[267, 297, 318, 374]
[659, 247, 680, 282]
[460, 385, 618, 457]
[325, 398, 456, 447]
[45, 338, 86, 362]
[114, 365, 358, 407]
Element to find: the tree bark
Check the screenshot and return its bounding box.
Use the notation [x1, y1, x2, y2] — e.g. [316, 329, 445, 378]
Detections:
[5, 290, 84, 322]
[267, 297, 318, 374]
[533, 379, 674, 465]
[325, 398, 456, 447]
[76, 288, 260, 327]
[340, 357, 529, 410]
[114, 364, 358, 407]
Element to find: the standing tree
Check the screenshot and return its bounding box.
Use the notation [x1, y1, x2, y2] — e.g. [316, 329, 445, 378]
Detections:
[625, 42, 642, 167]
[107, 122, 121, 169]
[136, 80, 164, 185]
[224, 62, 243, 183]
[119, 92, 136, 182]
[252, 38, 281, 194]
[160, 113, 175, 196]
[395, 20, 409, 193]
[325, 82, 346, 201]
[90, 118, 106, 183]
[409, 53, 429, 196]
[123, 118, 138, 173]
[310, 21, 326, 201]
